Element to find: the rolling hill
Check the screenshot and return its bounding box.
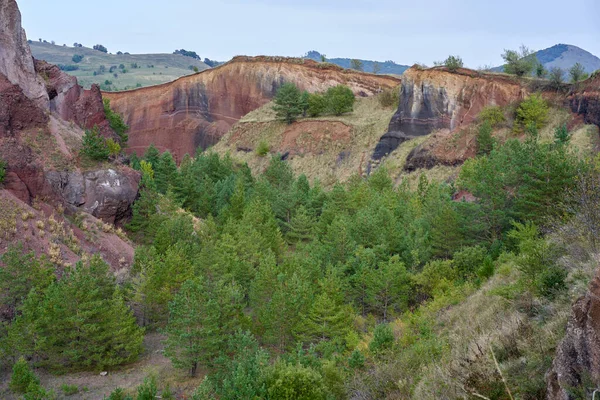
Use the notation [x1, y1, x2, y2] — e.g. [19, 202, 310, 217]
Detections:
[304, 50, 409, 75]
[493, 43, 600, 75]
[29, 41, 209, 91]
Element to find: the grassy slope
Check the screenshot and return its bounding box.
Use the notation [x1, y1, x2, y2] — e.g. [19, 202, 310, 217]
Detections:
[30, 42, 209, 90]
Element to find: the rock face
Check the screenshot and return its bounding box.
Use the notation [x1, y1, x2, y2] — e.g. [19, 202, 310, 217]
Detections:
[547, 269, 600, 399]
[34, 60, 113, 136]
[372, 67, 525, 160]
[104, 56, 400, 160]
[0, 0, 48, 108]
[46, 168, 140, 225]
[569, 72, 600, 128]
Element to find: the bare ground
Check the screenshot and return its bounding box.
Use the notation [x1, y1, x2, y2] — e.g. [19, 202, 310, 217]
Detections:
[0, 333, 205, 399]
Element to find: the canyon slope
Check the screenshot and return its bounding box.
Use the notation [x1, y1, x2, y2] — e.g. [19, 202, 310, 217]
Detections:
[0, 0, 138, 270]
[103, 56, 400, 161]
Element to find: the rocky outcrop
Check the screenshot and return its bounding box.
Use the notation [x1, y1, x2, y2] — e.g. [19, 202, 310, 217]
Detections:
[104, 56, 400, 160]
[34, 60, 113, 136]
[46, 168, 140, 225]
[547, 269, 600, 399]
[372, 67, 525, 160]
[0, 0, 48, 108]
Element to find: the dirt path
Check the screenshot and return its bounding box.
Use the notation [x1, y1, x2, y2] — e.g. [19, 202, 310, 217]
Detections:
[0, 333, 205, 399]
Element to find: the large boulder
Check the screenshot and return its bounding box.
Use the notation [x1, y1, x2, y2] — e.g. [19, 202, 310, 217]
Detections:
[47, 168, 140, 225]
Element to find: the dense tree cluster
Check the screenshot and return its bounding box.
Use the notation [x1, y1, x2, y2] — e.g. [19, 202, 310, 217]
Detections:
[173, 49, 200, 59]
[1, 95, 591, 397]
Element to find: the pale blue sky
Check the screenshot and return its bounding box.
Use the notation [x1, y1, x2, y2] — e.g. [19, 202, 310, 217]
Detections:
[18, 0, 600, 67]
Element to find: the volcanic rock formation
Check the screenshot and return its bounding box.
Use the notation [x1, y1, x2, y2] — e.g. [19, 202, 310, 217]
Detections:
[547, 267, 600, 399]
[0, 0, 138, 268]
[372, 66, 526, 161]
[104, 56, 400, 160]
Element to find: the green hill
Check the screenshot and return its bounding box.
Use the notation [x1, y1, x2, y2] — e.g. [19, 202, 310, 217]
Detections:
[29, 41, 209, 91]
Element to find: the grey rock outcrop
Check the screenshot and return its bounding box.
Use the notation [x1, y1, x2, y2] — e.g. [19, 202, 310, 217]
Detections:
[47, 168, 140, 224]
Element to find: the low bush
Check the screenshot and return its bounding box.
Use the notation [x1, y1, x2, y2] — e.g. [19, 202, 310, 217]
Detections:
[514, 93, 549, 131]
[256, 141, 270, 157]
[478, 106, 506, 127]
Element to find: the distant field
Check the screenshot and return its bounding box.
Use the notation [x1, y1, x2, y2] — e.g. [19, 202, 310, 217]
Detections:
[30, 42, 209, 91]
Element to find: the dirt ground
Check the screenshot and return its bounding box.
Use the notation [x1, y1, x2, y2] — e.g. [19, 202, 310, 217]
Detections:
[0, 333, 206, 399]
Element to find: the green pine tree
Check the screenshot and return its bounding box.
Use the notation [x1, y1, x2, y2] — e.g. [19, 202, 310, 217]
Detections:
[164, 278, 244, 376]
[155, 151, 178, 194]
[81, 126, 109, 161]
[10, 256, 143, 371]
[273, 83, 304, 124]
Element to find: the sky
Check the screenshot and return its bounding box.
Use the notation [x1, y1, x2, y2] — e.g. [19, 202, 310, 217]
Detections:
[18, 0, 600, 68]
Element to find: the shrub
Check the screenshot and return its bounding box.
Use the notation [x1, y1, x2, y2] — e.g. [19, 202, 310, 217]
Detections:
[256, 141, 270, 157]
[103, 98, 129, 145]
[369, 323, 395, 354]
[61, 384, 79, 396]
[136, 376, 158, 400]
[81, 126, 109, 161]
[265, 363, 326, 400]
[106, 138, 122, 157]
[502, 45, 536, 76]
[307, 93, 327, 117]
[325, 85, 355, 115]
[378, 88, 399, 108]
[515, 94, 548, 131]
[348, 349, 365, 369]
[107, 388, 132, 400]
[443, 55, 463, 71]
[9, 357, 39, 394]
[478, 106, 506, 127]
[71, 54, 83, 63]
[0, 158, 5, 184]
[554, 124, 570, 144]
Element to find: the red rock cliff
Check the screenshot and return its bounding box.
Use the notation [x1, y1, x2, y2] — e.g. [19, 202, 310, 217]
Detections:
[104, 56, 400, 160]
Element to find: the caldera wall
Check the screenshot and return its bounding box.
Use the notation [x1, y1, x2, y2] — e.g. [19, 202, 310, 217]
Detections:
[103, 57, 400, 161]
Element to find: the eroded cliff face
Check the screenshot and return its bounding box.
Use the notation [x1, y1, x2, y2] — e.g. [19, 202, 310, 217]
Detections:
[104, 56, 400, 160]
[547, 268, 600, 399]
[569, 72, 600, 128]
[372, 67, 526, 160]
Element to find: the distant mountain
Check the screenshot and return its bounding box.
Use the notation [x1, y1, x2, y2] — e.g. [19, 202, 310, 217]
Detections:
[493, 44, 600, 75]
[29, 41, 209, 91]
[304, 51, 409, 75]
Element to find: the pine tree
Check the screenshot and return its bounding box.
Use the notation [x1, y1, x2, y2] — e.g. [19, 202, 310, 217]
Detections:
[0, 245, 54, 319]
[164, 278, 243, 376]
[295, 283, 353, 344]
[10, 256, 143, 371]
[155, 151, 178, 194]
[273, 83, 303, 124]
[81, 126, 109, 161]
[143, 144, 160, 168]
[9, 357, 40, 394]
[285, 205, 316, 244]
[367, 256, 411, 321]
[477, 121, 495, 155]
